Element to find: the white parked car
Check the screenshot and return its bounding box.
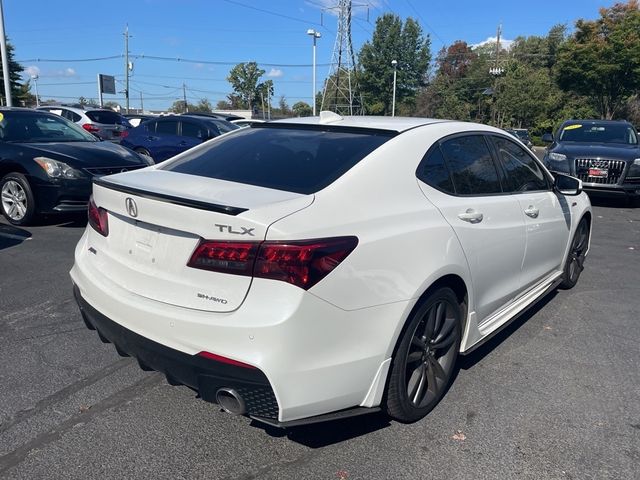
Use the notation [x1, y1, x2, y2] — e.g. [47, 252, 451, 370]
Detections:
[70, 113, 592, 427]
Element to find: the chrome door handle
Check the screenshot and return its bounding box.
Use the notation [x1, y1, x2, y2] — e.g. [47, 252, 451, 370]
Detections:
[458, 209, 484, 224]
[524, 206, 539, 218]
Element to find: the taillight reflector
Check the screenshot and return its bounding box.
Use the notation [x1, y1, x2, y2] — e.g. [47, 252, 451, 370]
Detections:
[197, 351, 256, 369]
[187, 236, 358, 290]
[88, 196, 109, 236]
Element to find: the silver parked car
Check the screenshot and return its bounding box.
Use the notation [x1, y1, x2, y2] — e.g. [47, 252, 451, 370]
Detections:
[37, 105, 131, 142]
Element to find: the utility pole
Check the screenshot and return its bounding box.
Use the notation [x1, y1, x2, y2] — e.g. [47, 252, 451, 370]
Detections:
[0, 0, 12, 107]
[140, 91, 143, 113]
[495, 23, 502, 71]
[32, 75, 40, 107]
[124, 25, 131, 113]
[182, 82, 188, 113]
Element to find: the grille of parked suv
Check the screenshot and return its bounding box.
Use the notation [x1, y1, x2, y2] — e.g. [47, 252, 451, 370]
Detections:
[84, 165, 145, 177]
[575, 158, 626, 185]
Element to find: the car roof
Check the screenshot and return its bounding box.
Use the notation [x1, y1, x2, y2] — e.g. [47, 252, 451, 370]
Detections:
[271, 113, 460, 133]
[562, 119, 633, 126]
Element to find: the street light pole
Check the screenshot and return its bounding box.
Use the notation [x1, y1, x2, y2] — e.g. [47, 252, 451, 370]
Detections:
[391, 59, 398, 117]
[0, 0, 12, 107]
[307, 29, 321, 116]
[31, 75, 39, 107]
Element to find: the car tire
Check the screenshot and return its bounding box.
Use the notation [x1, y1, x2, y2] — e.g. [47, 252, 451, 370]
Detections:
[385, 287, 462, 423]
[0, 172, 37, 226]
[559, 217, 590, 290]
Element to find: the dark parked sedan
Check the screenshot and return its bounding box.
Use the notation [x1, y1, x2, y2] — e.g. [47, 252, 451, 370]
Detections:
[0, 108, 152, 225]
[120, 114, 239, 162]
[543, 120, 640, 201]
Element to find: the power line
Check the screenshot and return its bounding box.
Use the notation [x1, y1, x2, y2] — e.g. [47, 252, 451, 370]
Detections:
[220, 0, 325, 28]
[403, 0, 446, 46]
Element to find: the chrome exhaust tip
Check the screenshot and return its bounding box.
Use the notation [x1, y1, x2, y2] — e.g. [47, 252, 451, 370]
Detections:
[216, 388, 246, 415]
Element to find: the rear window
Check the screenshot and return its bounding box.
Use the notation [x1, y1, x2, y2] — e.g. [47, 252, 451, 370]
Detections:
[162, 125, 395, 194]
[85, 110, 125, 125]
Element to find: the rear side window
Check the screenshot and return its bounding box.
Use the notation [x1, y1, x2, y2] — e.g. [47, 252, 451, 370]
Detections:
[163, 126, 395, 194]
[181, 121, 205, 139]
[492, 137, 549, 192]
[417, 146, 455, 193]
[440, 135, 502, 195]
[85, 110, 123, 125]
[156, 120, 179, 135]
[61, 109, 81, 122]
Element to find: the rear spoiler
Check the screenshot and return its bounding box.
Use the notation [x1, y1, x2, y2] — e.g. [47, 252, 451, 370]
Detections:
[93, 177, 248, 216]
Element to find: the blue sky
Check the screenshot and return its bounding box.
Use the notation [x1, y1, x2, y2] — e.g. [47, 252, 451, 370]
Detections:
[5, 0, 615, 111]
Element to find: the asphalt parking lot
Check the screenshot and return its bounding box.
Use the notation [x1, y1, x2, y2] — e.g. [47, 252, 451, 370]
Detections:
[0, 197, 639, 480]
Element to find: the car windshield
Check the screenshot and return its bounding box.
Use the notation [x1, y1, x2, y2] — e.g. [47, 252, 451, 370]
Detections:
[513, 130, 530, 141]
[559, 123, 638, 145]
[0, 110, 97, 143]
[162, 125, 395, 194]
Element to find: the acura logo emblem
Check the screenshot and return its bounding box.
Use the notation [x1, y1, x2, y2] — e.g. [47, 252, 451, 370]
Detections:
[125, 197, 138, 218]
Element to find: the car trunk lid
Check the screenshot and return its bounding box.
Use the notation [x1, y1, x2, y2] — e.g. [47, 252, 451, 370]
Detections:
[88, 169, 313, 312]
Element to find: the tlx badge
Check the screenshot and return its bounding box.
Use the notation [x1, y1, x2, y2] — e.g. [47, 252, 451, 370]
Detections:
[214, 224, 255, 236]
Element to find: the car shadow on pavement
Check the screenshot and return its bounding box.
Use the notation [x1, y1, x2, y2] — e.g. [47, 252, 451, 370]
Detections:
[253, 411, 392, 448]
[0, 222, 32, 250]
[458, 290, 558, 371]
[40, 212, 88, 228]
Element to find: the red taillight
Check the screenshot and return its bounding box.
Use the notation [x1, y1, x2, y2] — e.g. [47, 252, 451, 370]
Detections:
[254, 237, 358, 289]
[187, 241, 259, 276]
[88, 196, 109, 236]
[82, 123, 100, 133]
[187, 236, 358, 290]
[197, 351, 256, 369]
[120, 130, 129, 138]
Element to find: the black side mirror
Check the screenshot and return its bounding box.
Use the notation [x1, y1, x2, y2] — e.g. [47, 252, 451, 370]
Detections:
[542, 133, 553, 143]
[554, 173, 582, 196]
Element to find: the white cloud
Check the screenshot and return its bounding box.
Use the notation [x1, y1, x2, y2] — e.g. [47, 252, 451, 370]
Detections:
[267, 68, 284, 78]
[25, 65, 40, 77]
[471, 36, 514, 50]
[64, 68, 76, 77]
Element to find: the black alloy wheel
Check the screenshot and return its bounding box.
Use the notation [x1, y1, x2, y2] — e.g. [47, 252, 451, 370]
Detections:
[560, 217, 590, 289]
[386, 287, 462, 423]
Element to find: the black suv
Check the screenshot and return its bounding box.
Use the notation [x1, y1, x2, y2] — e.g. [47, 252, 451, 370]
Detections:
[543, 120, 640, 200]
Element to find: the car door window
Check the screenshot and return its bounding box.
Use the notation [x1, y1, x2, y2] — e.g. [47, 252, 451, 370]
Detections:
[156, 120, 178, 135]
[181, 121, 205, 139]
[440, 135, 502, 195]
[416, 146, 455, 194]
[492, 136, 549, 192]
[145, 120, 157, 133]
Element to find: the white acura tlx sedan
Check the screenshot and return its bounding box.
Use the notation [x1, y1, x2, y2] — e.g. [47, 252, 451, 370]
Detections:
[70, 113, 592, 427]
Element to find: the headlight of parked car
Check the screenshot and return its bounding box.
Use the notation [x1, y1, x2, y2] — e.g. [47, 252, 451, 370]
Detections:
[34, 157, 82, 179]
[548, 152, 567, 162]
[629, 158, 640, 178]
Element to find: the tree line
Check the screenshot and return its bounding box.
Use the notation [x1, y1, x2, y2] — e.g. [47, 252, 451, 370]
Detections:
[4, 0, 640, 132]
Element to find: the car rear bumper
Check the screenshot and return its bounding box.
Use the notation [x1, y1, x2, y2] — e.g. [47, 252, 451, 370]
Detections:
[70, 229, 409, 423]
[73, 284, 280, 420]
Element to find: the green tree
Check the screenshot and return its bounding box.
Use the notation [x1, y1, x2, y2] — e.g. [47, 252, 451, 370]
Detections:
[556, 0, 640, 119]
[0, 41, 25, 105]
[292, 101, 312, 117]
[191, 98, 213, 113]
[15, 79, 36, 106]
[358, 14, 431, 115]
[227, 62, 266, 109]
